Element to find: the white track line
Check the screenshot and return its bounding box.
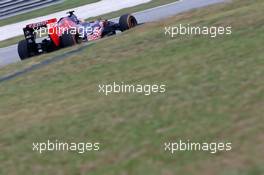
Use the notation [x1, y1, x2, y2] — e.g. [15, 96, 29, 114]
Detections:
[133, 0, 183, 15]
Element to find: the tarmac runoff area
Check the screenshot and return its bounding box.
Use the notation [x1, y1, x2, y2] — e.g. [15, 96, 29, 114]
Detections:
[0, 0, 227, 68]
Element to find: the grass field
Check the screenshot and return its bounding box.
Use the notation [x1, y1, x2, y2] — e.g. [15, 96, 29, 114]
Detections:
[0, 0, 263, 174]
[0, 0, 179, 48]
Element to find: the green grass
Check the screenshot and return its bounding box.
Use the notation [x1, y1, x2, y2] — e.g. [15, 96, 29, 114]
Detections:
[0, 35, 24, 48]
[0, 0, 178, 48]
[0, 0, 264, 174]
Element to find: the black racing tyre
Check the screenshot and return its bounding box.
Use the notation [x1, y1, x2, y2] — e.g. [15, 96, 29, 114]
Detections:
[60, 30, 76, 48]
[18, 40, 31, 60]
[119, 14, 138, 32]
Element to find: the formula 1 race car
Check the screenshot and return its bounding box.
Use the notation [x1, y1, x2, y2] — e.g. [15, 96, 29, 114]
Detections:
[17, 11, 138, 60]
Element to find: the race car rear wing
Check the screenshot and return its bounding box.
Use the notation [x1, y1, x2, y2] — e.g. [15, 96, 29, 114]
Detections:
[23, 18, 57, 39]
[23, 18, 59, 46]
[25, 18, 57, 30]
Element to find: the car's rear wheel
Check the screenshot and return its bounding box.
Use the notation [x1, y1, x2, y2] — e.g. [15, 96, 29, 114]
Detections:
[18, 40, 31, 60]
[60, 30, 76, 48]
[119, 14, 138, 32]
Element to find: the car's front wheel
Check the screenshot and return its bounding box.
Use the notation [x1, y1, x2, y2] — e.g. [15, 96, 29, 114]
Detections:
[119, 14, 138, 32]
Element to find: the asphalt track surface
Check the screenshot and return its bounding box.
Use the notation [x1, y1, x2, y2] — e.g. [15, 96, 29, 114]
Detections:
[0, 0, 226, 83]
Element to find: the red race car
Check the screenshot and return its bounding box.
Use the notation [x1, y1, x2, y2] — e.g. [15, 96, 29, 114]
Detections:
[18, 11, 138, 60]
